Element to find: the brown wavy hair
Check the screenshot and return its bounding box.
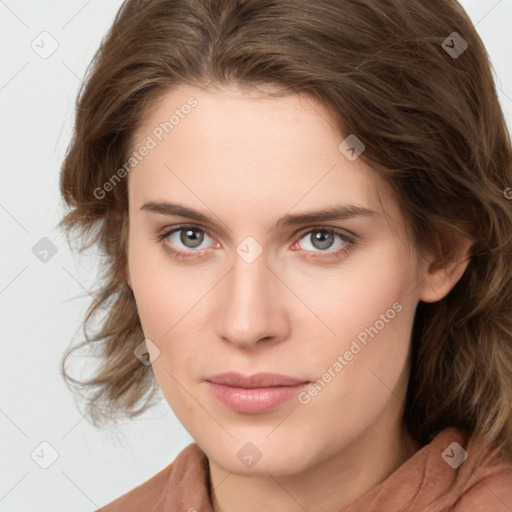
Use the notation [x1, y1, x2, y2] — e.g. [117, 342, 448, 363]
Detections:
[59, 0, 512, 487]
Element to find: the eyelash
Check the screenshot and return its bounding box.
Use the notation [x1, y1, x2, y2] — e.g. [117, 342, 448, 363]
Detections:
[155, 224, 357, 261]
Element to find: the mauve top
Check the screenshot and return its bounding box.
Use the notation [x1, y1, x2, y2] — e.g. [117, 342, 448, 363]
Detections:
[98, 427, 512, 511]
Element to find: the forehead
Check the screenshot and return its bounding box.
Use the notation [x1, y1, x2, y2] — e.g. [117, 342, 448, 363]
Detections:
[127, 83, 398, 228]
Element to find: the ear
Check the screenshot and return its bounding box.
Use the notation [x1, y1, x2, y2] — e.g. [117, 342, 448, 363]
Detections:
[419, 236, 472, 303]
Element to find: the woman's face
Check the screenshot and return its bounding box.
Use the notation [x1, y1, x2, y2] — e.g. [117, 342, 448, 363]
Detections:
[125, 83, 434, 476]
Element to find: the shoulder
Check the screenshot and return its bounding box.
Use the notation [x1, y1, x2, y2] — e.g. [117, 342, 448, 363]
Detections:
[452, 464, 512, 511]
[97, 443, 209, 512]
[449, 432, 512, 512]
[345, 428, 512, 511]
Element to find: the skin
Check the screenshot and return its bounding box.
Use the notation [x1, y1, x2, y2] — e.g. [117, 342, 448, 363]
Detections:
[125, 82, 471, 512]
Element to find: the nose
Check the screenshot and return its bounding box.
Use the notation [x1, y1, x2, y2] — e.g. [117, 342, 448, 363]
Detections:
[214, 248, 291, 349]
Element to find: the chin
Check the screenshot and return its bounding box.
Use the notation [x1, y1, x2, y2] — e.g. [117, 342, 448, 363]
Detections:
[200, 434, 319, 477]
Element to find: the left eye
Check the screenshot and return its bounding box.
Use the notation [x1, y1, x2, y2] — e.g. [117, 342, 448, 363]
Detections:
[296, 228, 348, 252]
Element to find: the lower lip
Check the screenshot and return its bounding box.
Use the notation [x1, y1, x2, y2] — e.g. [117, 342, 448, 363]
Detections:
[206, 381, 310, 413]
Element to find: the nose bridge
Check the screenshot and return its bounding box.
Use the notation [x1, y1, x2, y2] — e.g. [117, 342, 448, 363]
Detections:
[214, 245, 287, 347]
[231, 247, 269, 303]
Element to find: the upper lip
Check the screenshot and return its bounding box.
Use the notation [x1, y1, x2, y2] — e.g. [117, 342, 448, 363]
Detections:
[206, 372, 309, 388]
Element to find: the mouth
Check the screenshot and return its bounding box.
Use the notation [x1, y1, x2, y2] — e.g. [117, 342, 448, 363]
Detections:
[205, 372, 310, 414]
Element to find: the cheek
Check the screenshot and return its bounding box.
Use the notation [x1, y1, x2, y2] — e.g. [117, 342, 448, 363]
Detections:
[128, 239, 210, 396]
[127, 234, 194, 338]
[298, 244, 417, 399]
[294, 241, 415, 340]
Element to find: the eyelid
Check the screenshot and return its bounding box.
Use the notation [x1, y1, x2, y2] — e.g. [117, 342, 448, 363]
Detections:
[156, 223, 216, 244]
[291, 226, 356, 259]
[293, 225, 356, 242]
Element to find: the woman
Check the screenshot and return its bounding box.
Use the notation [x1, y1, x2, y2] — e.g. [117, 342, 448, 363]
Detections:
[59, 0, 512, 510]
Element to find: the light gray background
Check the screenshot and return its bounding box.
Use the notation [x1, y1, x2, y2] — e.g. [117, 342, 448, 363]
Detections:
[1, 1, 511, 510]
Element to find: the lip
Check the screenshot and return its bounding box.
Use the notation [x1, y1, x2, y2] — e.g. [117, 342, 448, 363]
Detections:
[205, 372, 310, 414]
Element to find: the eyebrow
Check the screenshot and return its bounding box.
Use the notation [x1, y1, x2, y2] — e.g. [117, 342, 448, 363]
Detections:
[140, 201, 378, 229]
